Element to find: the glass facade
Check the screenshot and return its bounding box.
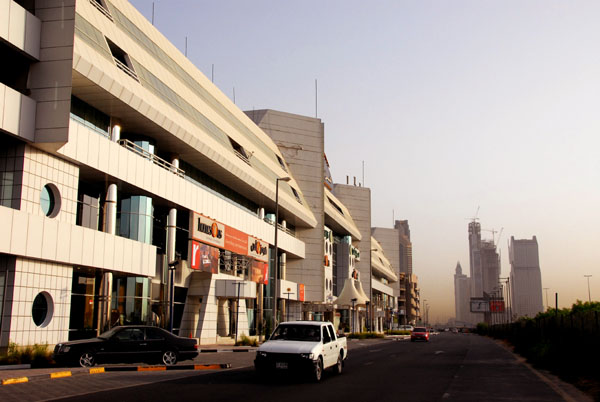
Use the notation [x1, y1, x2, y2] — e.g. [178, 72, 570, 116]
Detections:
[111, 276, 151, 326]
[119, 196, 153, 244]
[70, 96, 110, 138]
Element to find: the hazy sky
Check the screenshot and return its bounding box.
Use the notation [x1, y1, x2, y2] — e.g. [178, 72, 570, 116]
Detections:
[129, 0, 600, 322]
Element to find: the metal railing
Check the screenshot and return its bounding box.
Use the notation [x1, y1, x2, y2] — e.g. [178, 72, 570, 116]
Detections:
[233, 149, 251, 166]
[89, 0, 114, 21]
[117, 139, 185, 178]
[113, 57, 139, 82]
[263, 217, 296, 237]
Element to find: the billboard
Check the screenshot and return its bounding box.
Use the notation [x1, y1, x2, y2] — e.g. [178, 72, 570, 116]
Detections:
[470, 298, 490, 313]
[189, 241, 219, 273]
[490, 300, 505, 313]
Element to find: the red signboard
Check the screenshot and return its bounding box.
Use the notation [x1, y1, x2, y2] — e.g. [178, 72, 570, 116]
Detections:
[189, 240, 219, 273]
[251, 260, 269, 285]
[299, 284, 305, 302]
[490, 300, 505, 313]
[190, 212, 269, 262]
[225, 226, 249, 255]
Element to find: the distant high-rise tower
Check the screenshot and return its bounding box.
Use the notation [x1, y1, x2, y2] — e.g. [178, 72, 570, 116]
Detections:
[509, 236, 544, 319]
[454, 262, 472, 326]
[468, 221, 483, 297]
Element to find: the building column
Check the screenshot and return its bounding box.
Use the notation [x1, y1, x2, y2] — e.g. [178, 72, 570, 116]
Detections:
[98, 183, 117, 333]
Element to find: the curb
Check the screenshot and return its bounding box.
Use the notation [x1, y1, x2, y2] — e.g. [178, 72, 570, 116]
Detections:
[0, 363, 232, 386]
[199, 348, 257, 353]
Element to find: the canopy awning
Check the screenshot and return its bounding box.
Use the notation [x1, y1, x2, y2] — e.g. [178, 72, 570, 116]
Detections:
[333, 278, 369, 307]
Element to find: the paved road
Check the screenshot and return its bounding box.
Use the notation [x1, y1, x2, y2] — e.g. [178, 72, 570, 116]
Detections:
[0, 333, 591, 402]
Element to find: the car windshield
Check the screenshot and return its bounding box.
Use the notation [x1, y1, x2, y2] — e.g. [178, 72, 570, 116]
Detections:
[98, 327, 122, 339]
[270, 324, 321, 342]
[413, 327, 427, 332]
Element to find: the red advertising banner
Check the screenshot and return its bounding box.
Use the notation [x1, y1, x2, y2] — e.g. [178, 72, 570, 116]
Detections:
[251, 261, 269, 285]
[189, 240, 219, 273]
[490, 300, 505, 313]
[299, 284, 305, 302]
[225, 226, 249, 256]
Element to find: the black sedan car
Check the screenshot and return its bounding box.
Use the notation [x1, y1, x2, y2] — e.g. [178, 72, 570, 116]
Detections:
[53, 326, 198, 367]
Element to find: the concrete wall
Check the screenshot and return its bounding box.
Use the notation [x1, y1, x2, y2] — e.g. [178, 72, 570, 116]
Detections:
[332, 184, 372, 301]
[372, 227, 400, 299]
[247, 110, 325, 302]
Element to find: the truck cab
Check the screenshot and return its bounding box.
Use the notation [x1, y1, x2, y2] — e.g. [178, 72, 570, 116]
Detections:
[254, 321, 348, 382]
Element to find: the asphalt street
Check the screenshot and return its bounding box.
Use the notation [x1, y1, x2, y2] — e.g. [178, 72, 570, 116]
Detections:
[0, 333, 592, 402]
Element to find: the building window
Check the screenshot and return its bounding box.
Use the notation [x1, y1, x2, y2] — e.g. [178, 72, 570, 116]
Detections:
[32, 292, 54, 327]
[119, 196, 153, 244]
[70, 96, 110, 137]
[276, 154, 288, 172]
[89, 0, 113, 20]
[106, 39, 138, 81]
[291, 187, 303, 205]
[229, 137, 251, 165]
[40, 184, 61, 218]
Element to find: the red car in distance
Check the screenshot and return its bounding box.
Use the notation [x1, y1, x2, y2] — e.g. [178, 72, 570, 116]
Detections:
[410, 327, 430, 342]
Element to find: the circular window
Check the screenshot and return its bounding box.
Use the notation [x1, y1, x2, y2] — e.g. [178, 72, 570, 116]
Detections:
[40, 184, 61, 218]
[32, 292, 54, 327]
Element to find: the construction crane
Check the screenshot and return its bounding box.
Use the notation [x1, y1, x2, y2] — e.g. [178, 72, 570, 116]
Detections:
[466, 206, 480, 223]
[482, 227, 504, 247]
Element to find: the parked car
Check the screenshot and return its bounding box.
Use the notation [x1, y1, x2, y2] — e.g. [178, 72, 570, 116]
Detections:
[53, 326, 198, 367]
[254, 321, 347, 382]
[410, 327, 430, 342]
[399, 325, 414, 332]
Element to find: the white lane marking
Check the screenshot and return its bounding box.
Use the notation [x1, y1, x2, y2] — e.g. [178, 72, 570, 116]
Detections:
[435, 350, 445, 355]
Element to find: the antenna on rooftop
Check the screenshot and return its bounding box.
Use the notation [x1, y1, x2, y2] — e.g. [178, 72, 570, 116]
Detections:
[233, 87, 236, 104]
[315, 79, 318, 118]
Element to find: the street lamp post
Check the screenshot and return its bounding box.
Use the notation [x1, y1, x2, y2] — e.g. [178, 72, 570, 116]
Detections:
[351, 298, 357, 333]
[543, 287, 550, 310]
[584, 275, 592, 303]
[272, 177, 291, 329]
[167, 260, 178, 333]
[233, 281, 246, 344]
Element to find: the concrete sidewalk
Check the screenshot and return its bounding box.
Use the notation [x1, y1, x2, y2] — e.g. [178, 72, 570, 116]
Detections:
[0, 345, 256, 385]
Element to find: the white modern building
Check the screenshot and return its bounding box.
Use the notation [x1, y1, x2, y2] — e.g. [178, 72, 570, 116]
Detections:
[0, 0, 321, 349]
[509, 236, 544, 319]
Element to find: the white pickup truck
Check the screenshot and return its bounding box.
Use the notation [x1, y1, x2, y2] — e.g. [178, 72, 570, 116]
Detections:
[254, 321, 347, 381]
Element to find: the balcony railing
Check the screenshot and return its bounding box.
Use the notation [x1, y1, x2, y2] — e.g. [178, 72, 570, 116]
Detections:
[89, 0, 114, 21]
[233, 149, 251, 166]
[114, 58, 139, 82]
[263, 217, 296, 238]
[118, 139, 185, 178]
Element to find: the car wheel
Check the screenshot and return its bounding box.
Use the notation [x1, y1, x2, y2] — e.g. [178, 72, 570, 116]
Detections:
[79, 351, 95, 368]
[313, 357, 323, 382]
[335, 353, 343, 375]
[162, 350, 177, 366]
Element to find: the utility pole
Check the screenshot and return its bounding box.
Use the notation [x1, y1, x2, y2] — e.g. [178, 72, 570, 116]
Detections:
[543, 287, 549, 310]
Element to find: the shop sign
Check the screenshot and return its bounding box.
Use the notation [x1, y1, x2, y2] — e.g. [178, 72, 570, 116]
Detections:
[189, 240, 219, 273]
[225, 226, 249, 255]
[190, 213, 225, 249]
[251, 260, 269, 285]
[490, 300, 505, 313]
[299, 284, 305, 302]
[248, 236, 268, 262]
